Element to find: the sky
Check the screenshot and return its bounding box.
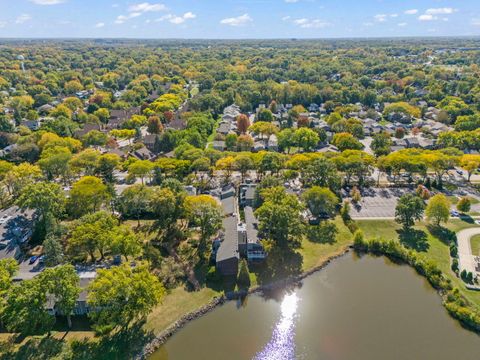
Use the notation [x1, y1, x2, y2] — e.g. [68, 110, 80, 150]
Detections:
[0, 0, 479, 39]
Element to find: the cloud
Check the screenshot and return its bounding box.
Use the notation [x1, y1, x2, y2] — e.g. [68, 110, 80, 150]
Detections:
[472, 19, 480, 27]
[128, 2, 167, 13]
[16, 14, 32, 24]
[397, 22, 407, 27]
[418, 14, 435, 21]
[29, 0, 65, 4]
[155, 12, 196, 25]
[374, 14, 388, 22]
[282, 16, 291, 21]
[0, 21, 6, 28]
[293, 18, 329, 28]
[115, 12, 142, 24]
[404, 9, 418, 15]
[220, 14, 252, 26]
[95, 22, 105, 28]
[425, 8, 457, 15]
[285, 0, 299, 2]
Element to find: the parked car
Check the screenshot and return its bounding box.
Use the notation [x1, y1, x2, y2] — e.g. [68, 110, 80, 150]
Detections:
[450, 210, 460, 217]
[29, 255, 38, 264]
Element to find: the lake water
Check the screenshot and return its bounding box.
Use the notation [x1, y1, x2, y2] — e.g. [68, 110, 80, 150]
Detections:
[151, 253, 480, 360]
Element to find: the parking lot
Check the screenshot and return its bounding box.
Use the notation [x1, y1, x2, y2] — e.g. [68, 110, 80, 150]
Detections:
[349, 188, 411, 219]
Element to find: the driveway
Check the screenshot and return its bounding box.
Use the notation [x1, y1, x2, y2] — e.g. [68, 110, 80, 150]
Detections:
[456, 227, 480, 276]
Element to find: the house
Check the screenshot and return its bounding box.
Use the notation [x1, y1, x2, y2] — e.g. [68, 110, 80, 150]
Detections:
[217, 122, 232, 135]
[132, 146, 155, 160]
[215, 216, 240, 276]
[308, 103, 320, 112]
[213, 140, 226, 151]
[107, 107, 141, 130]
[74, 123, 102, 138]
[317, 144, 339, 154]
[240, 184, 256, 207]
[46, 271, 96, 316]
[143, 134, 157, 152]
[244, 206, 266, 262]
[267, 134, 278, 151]
[20, 119, 41, 131]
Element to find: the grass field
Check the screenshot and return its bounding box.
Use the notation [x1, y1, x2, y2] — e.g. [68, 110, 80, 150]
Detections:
[471, 234, 480, 257]
[357, 218, 480, 309]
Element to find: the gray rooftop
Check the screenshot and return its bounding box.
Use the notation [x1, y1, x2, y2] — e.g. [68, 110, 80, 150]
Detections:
[217, 216, 239, 262]
[244, 206, 259, 244]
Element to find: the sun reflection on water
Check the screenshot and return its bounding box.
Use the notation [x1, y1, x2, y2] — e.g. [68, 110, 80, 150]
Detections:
[253, 292, 299, 360]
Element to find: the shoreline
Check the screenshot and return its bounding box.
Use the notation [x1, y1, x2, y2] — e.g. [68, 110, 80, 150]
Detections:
[137, 246, 353, 359]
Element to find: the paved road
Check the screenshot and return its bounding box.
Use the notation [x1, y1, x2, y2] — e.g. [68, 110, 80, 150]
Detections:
[457, 228, 480, 276]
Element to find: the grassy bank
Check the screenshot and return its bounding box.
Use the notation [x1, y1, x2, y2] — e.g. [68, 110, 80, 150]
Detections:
[357, 218, 480, 309]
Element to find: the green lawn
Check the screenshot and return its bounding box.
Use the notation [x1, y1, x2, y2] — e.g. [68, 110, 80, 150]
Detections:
[301, 217, 353, 270]
[357, 218, 480, 309]
[471, 234, 480, 257]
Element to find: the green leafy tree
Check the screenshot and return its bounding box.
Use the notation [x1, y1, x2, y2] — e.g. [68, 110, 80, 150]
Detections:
[426, 194, 450, 226]
[293, 128, 319, 152]
[118, 184, 153, 226]
[2, 278, 54, 336]
[184, 195, 223, 258]
[68, 176, 111, 217]
[40, 265, 81, 328]
[457, 197, 471, 214]
[255, 187, 304, 248]
[43, 235, 64, 267]
[395, 193, 425, 229]
[301, 157, 341, 191]
[87, 265, 165, 333]
[302, 186, 339, 219]
[371, 131, 392, 157]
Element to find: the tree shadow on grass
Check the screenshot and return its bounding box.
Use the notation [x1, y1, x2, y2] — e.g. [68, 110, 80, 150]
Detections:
[459, 215, 474, 224]
[427, 224, 457, 245]
[255, 247, 303, 286]
[0, 336, 64, 360]
[397, 228, 429, 252]
[67, 320, 154, 360]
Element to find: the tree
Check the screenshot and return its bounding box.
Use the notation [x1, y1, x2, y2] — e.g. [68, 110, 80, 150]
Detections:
[147, 116, 163, 134]
[215, 156, 236, 182]
[277, 129, 295, 153]
[70, 149, 101, 176]
[68, 176, 111, 217]
[236, 114, 250, 133]
[96, 153, 121, 183]
[184, 195, 222, 258]
[301, 157, 340, 191]
[93, 108, 110, 124]
[17, 181, 66, 233]
[457, 197, 471, 214]
[302, 186, 339, 219]
[40, 265, 80, 328]
[0, 259, 18, 319]
[426, 194, 450, 226]
[237, 134, 254, 151]
[371, 131, 392, 157]
[118, 184, 153, 226]
[68, 211, 118, 261]
[82, 130, 108, 148]
[127, 160, 154, 185]
[87, 265, 165, 333]
[255, 187, 304, 248]
[4, 163, 42, 197]
[293, 128, 319, 152]
[43, 235, 64, 267]
[460, 154, 480, 182]
[235, 154, 254, 181]
[395, 193, 425, 229]
[257, 108, 273, 122]
[111, 225, 142, 261]
[249, 121, 278, 139]
[225, 133, 238, 151]
[332, 133, 364, 151]
[38, 146, 72, 180]
[2, 278, 54, 336]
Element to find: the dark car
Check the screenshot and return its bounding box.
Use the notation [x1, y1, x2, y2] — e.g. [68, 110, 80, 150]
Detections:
[29, 255, 38, 264]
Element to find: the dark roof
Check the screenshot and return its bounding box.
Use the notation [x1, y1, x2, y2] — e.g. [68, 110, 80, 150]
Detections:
[217, 123, 231, 134]
[110, 107, 141, 121]
[217, 216, 239, 263]
[133, 146, 155, 160]
[244, 206, 259, 244]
